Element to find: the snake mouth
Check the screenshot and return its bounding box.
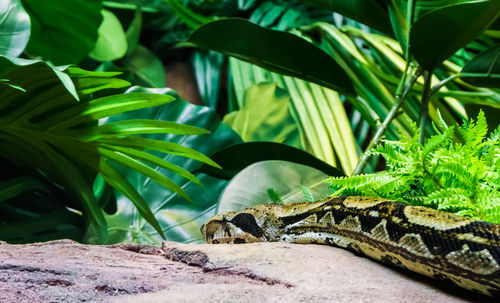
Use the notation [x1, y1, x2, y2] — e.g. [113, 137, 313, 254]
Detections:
[201, 211, 266, 244]
[201, 219, 264, 244]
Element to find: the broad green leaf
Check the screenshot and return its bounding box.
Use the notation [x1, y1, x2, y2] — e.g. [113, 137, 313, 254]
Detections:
[102, 86, 242, 244]
[189, 18, 355, 95]
[230, 57, 359, 173]
[90, 9, 128, 61]
[461, 44, 500, 88]
[223, 82, 301, 147]
[410, 0, 500, 70]
[298, 0, 393, 35]
[22, 0, 103, 64]
[387, 0, 470, 56]
[191, 50, 224, 110]
[0, 0, 30, 57]
[121, 45, 165, 87]
[216, 160, 332, 213]
[197, 142, 344, 180]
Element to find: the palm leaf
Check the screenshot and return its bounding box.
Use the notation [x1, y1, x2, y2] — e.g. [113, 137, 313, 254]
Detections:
[0, 56, 218, 241]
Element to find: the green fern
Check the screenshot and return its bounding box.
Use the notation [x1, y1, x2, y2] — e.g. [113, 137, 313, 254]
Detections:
[267, 188, 283, 202]
[299, 185, 315, 202]
[326, 111, 500, 223]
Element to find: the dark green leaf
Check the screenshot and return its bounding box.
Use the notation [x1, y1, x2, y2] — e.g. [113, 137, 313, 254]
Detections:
[0, 177, 48, 203]
[197, 142, 344, 180]
[22, 0, 103, 64]
[298, 0, 393, 35]
[0, 208, 83, 244]
[189, 18, 355, 95]
[461, 44, 500, 88]
[410, 0, 500, 70]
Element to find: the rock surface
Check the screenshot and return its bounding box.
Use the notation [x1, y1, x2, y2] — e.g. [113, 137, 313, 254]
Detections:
[0, 240, 493, 302]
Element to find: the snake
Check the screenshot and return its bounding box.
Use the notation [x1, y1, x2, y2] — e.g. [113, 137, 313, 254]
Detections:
[201, 196, 500, 297]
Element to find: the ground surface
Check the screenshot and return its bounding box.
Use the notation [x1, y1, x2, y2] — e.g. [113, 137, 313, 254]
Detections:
[0, 240, 493, 302]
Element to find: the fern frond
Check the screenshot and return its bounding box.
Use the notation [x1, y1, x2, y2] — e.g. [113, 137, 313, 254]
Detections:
[459, 110, 488, 154]
[324, 111, 498, 224]
[299, 185, 314, 202]
[422, 126, 454, 166]
[424, 187, 472, 212]
[267, 188, 282, 203]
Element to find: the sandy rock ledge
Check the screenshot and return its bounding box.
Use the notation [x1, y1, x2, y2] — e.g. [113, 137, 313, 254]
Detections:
[0, 240, 493, 302]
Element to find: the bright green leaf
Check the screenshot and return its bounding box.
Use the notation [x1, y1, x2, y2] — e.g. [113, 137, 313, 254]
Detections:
[461, 44, 500, 88]
[90, 9, 128, 61]
[223, 82, 301, 147]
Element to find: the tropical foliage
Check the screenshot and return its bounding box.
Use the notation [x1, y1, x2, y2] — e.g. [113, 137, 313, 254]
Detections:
[328, 111, 500, 223]
[0, 0, 498, 244]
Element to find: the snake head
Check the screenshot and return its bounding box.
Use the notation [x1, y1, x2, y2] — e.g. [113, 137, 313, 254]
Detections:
[201, 204, 283, 244]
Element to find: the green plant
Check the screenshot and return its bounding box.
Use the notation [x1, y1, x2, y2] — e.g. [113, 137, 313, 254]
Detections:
[327, 111, 500, 223]
[0, 57, 220, 242]
[185, 1, 500, 176]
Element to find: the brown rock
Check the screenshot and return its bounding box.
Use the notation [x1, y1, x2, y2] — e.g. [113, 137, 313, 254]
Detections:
[0, 240, 493, 302]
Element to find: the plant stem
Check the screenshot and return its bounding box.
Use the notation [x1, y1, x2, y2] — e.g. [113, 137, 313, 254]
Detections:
[353, 67, 422, 175]
[418, 70, 432, 144]
[429, 74, 459, 96]
[405, 0, 417, 60]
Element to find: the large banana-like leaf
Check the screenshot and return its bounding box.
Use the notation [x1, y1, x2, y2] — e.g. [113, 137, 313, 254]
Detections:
[230, 57, 359, 175]
[223, 82, 301, 148]
[217, 160, 332, 213]
[0, 56, 219, 242]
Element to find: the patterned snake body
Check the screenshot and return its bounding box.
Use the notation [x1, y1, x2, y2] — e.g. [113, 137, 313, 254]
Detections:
[201, 196, 500, 297]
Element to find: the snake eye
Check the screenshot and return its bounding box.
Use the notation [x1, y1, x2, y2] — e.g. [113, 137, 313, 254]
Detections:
[230, 213, 264, 238]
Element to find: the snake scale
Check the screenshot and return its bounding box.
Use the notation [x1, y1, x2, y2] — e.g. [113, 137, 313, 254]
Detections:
[201, 196, 500, 297]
